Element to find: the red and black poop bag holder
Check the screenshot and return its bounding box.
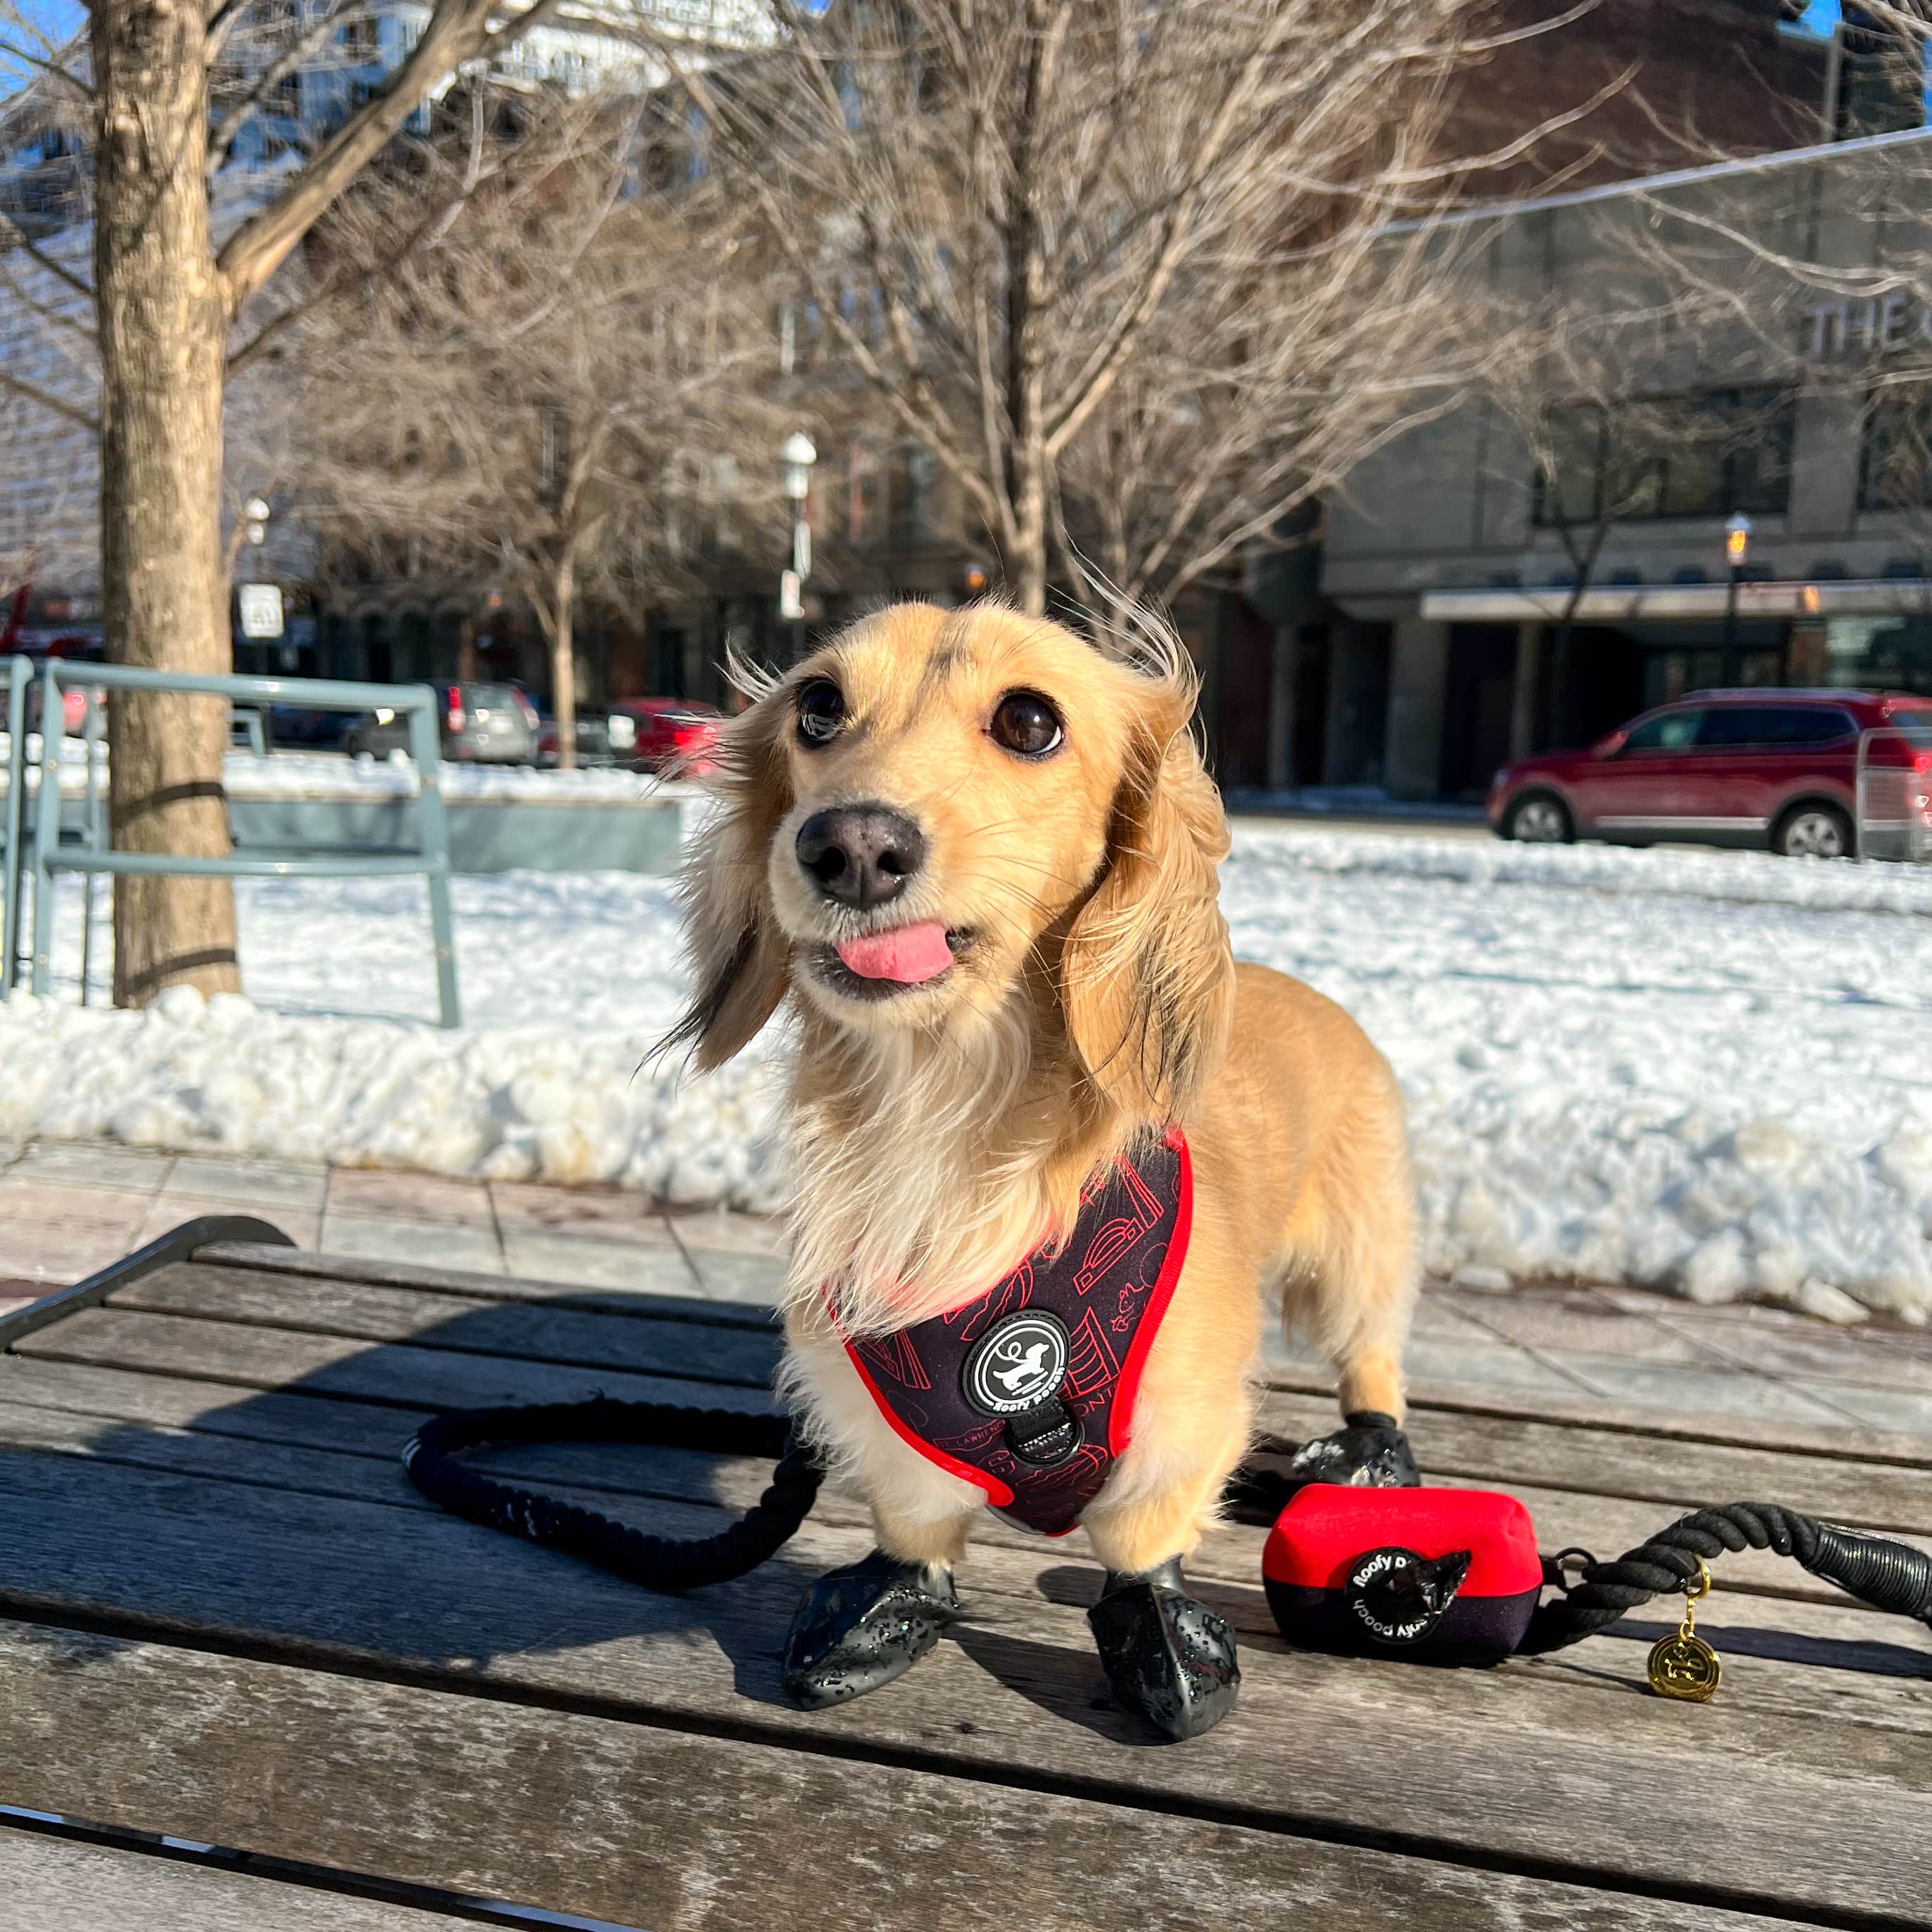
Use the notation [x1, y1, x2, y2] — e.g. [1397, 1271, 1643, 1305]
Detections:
[1236, 1419, 1932, 1698]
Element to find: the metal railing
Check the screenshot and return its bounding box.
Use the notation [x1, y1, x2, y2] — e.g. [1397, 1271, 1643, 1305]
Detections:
[24, 663, 461, 1026]
[1855, 726, 1932, 867]
[1, 655, 30, 996]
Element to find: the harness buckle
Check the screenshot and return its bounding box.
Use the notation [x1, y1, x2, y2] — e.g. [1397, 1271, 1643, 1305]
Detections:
[1004, 1396, 1080, 1467]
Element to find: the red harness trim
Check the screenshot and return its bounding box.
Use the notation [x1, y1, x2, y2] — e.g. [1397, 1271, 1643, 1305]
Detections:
[842, 1336, 1020, 1508]
[1110, 1131, 1193, 1457]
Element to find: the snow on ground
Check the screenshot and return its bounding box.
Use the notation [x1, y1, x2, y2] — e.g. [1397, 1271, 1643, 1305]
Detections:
[2, 826, 1930, 1319]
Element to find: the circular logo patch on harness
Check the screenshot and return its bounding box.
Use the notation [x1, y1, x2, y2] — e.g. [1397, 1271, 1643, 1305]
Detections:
[963, 1311, 1070, 1416]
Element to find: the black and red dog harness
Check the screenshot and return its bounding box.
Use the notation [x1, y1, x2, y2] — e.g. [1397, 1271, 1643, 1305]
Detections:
[840, 1133, 1193, 1536]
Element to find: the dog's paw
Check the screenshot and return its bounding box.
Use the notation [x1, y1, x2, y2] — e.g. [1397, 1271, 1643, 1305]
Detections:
[1286, 1409, 1420, 1491]
[780, 1547, 959, 1710]
[1087, 1558, 1240, 1742]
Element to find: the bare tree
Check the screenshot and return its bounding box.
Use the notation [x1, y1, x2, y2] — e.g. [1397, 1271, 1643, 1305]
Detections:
[1049, 219, 1516, 611]
[651, 0, 1596, 618]
[292, 98, 789, 760]
[0, 0, 685, 1005]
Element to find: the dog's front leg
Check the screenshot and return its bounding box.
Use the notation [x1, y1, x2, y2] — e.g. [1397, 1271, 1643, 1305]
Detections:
[1079, 1412, 1248, 1742]
[777, 1325, 982, 1710]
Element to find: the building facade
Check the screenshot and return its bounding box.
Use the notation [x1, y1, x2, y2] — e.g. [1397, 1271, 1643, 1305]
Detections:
[1246, 122, 1932, 804]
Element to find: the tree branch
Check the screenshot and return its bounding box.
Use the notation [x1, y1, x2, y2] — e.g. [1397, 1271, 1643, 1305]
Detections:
[0, 218, 95, 303]
[216, 0, 569, 311]
[0, 365, 99, 432]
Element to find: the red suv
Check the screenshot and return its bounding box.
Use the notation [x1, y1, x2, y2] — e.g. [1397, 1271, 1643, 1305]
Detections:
[1488, 689, 1932, 858]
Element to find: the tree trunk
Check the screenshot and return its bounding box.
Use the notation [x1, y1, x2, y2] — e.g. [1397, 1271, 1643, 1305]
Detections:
[93, 0, 241, 1007]
[1001, 1, 1056, 618]
[550, 552, 577, 772]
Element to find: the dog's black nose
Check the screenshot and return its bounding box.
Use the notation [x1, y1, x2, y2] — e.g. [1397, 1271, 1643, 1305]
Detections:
[796, 805, 926, 909]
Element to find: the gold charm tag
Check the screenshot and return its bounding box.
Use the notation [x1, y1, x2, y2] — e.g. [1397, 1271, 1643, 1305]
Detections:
[1647, 1559, 1720, 1702]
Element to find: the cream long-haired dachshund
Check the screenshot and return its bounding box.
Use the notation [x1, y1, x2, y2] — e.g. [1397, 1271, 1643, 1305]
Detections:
[668, 599, 1417, 1739]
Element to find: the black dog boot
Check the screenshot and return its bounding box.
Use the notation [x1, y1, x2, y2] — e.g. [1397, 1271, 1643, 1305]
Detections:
[1287, 1409, 1420, 1491]
[782, 1548, 959, 1710]
[1087, 1557, 1240, 1742]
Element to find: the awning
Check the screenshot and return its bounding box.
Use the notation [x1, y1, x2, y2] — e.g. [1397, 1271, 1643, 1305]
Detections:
[1418, 580, 1932, 624]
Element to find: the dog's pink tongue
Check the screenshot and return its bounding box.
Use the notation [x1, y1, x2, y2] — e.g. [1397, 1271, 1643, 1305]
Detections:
[836, 921, 952, 983]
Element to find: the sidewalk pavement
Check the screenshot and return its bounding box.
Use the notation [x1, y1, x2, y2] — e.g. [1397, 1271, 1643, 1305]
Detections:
[2, 1137, 1929, 1438]
[0, 1139, 786, 1312]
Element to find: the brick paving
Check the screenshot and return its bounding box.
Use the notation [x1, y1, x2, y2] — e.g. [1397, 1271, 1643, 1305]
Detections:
[1, 1137, 1928, 1437]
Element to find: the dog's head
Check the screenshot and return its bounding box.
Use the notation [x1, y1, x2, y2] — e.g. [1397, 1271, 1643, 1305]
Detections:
[668, 601, 1234, 1125]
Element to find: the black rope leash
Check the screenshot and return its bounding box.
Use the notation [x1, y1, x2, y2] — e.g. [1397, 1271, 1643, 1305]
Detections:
[403, 1396, 824, 1593]
[404, 1400, 1932, 1656]
[1522, 1500, 1932, 1653]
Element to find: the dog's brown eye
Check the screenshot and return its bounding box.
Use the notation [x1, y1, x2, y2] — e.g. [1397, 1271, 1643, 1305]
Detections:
[796, 678, 846, 746]
[990, 690, 1063, 758]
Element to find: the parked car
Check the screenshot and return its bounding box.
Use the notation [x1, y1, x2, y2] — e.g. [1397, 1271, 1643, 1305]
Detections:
[10, 636, 101, 737]
[344, 682, 538, 765]
[266, 704, 356, 752]
[22, 680, 90, 738]
[1489, 687, 1932, 858]
[606, 698, 723, 777]
[534, 711, 616, 767]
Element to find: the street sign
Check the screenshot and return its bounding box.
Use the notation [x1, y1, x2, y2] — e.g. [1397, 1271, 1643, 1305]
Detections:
[779, 570, 803, 621]
[238, 583, 284, 640]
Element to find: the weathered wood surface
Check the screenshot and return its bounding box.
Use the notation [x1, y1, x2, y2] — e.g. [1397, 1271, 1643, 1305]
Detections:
[0, 1827, 473, 1931]
[0, 1623, 1805, 1932]
[4, 1388, 1926, 1749]
[6, 1252, 1932, 1930]
[16, 1305, 778, 1418]
[1, 1353, 1924, 1641]
[112, 1261, 782, 1387]
[1, 1427, 1928, 1922]
[20, 1297, 1931, 1607]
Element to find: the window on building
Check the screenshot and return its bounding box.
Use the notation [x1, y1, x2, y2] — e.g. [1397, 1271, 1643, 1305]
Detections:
[1533, 388, 1796, 526]
[1534, 405, 1606, 526]
[1823, 616, 1932, 696]
[1859, 385, 1932, 510]
[339, 14, 380, 60]
[848, 438, 883, 544]
[1621, 708, 1706, 752]
[891, 445, 939, 542]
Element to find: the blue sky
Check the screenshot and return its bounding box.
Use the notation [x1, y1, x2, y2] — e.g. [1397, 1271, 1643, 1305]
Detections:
[1, 0, 84, 97]
[1792, 1, 1841, 34]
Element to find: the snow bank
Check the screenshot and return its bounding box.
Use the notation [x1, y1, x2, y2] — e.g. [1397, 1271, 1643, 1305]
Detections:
[1, 826, 1928, 1318]
[1223, 831, 1932, 1321]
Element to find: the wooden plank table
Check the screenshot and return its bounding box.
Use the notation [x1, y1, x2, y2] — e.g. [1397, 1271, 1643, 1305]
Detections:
[2, 1236, 1928, 1931]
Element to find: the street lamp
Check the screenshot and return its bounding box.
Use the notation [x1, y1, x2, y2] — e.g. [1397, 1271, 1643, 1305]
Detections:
[1720, 512, 1751, 687]
[779, 431, 816, 663]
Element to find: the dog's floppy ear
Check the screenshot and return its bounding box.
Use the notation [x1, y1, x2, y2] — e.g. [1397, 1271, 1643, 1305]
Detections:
[661, 678, 793, 1071]
[1059, 657, 1236, 1123]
